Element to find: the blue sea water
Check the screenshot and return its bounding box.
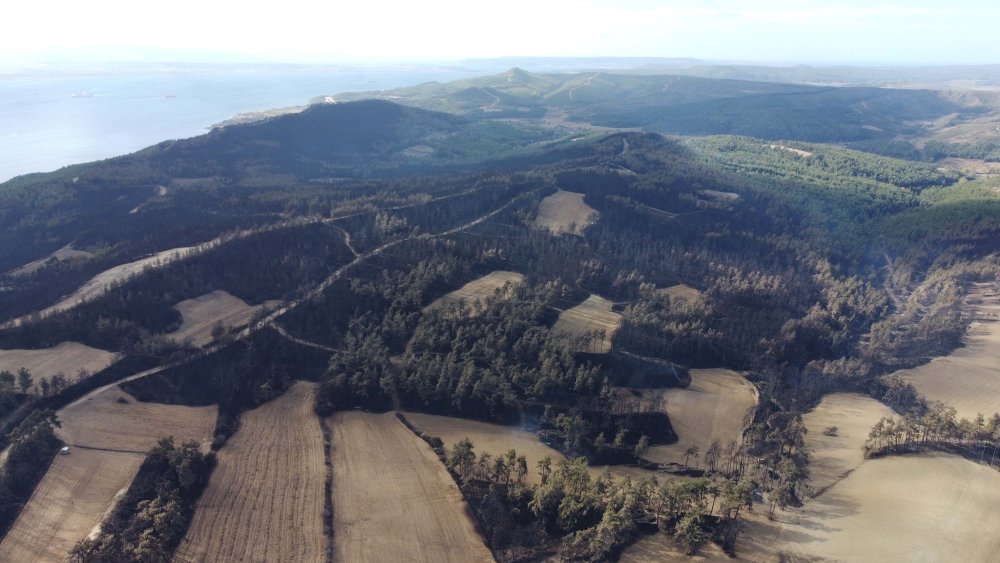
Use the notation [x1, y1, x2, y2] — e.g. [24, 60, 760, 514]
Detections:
[0, 66, 476, 183]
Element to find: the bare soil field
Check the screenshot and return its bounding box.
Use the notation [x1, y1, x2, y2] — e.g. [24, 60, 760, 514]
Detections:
[552, 294, 621, 353]
[802, 393, 895, 493]
[0, 448, 144, 563]
[167, 290, 281, 347]
[897, 283, 1000, 419]
[57, 386, 217, 453]
[330, 411, 494, 563]
[533, 189, 598, 235]
[0, 341, 116, 385]
[632, 369, 757, 466]
[423, 271, 524, 316]
[174, 382, 325, 563]
[7, 245, 94, 277]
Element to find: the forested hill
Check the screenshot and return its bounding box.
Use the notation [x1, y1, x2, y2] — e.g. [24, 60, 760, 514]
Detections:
[325, 68, 990, 143]
[2, 92, 1000, 561]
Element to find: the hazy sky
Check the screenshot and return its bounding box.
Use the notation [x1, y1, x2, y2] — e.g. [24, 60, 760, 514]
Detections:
[6, 0, 999, 65]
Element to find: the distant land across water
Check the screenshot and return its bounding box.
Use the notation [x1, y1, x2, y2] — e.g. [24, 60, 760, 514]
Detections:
[0, 65, 480, 183]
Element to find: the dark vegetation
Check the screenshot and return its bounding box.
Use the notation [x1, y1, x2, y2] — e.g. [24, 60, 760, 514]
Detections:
[70, 438, 214, 562]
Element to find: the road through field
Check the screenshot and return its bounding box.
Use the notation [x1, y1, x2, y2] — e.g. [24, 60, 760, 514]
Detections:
[330, 411, 494, 563]
[173, 381, 326, 563]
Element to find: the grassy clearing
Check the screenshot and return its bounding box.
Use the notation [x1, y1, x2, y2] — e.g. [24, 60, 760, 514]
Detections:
[174, 382, 325, 563]
[0, 341, 116, 385]
[802, 393, 895, 492]
[423, 271, 524, 317]
[552, 294, 621, 353]
[897, 283, 1000, 419]
[533, 189, 598, 235]
[628, 369, 757, 466]
[0, 448, 144, 562]
[329, 411, 493, 563]
[168, 290, 281, 347]
[655, 283, 703, 303]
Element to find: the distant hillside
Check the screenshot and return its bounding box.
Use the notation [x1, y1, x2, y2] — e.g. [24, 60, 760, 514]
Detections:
[325, 68, 992, 144]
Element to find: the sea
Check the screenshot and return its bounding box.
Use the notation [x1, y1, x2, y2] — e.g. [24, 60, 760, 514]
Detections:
[0, 65, 479, 183]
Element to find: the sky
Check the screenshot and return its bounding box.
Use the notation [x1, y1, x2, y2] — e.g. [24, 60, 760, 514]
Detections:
[4, 0, 1000, 66]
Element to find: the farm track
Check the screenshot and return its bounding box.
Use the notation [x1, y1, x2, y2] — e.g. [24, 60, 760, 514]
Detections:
[173, 382, 326, 563]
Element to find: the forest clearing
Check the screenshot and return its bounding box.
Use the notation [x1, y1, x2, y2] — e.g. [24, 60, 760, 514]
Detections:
[655, 283, 703, 303]
[802, 392, 895, 492]
[532, 190, 597, 235]
[552, 294, 621, 353]
[329, 411, 493, 563]
[0, 448, 144, 562]
[632, 369, 757, 466]
[897, 283, 1000, 419]
[173, 382, 325, 563]
[423, 271, 524, 316]
[167, 290, 281, 347]
[0, 341, 116, 387]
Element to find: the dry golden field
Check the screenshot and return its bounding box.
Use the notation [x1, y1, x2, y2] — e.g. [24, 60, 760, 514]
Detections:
[633, 369, 757, 466]
[405, 412, 563, 485]
[173, 382, 325, 563]
[897, 283, 1000, 419]
[0, 449, 145, 562]
[168, 290, 281, 347]
[0, 384, 216, 562]
[802, 393, 895, 492]
[57, 387, 217, 453]
[329, 411, 493, 563]
[533, 189, 598, 235]
[0, 341, 116, 385]
[423, 271, 524, 316]
[552, 294, 621, 353]
[625, 453, 1000, 562]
